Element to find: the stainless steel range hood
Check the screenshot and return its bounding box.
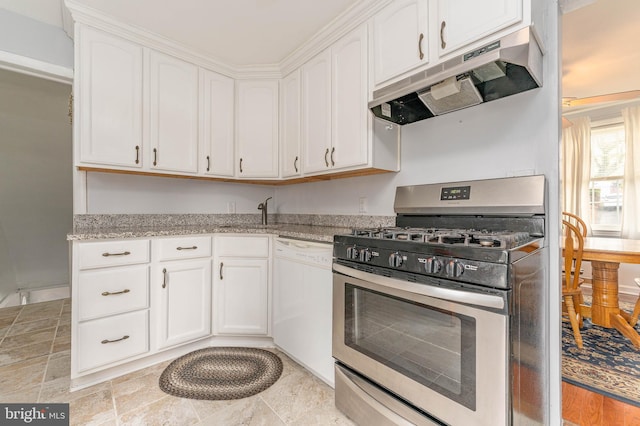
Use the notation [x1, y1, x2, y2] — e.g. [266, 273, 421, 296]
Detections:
[370, 26, 543, 125]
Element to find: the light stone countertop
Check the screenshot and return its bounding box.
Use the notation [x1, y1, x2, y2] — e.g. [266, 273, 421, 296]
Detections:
[67, 214, 394, 243]
[67, 223, 353, 244]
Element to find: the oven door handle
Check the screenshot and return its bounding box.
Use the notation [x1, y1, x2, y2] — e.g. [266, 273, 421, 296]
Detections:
[333, 263, 505, 310]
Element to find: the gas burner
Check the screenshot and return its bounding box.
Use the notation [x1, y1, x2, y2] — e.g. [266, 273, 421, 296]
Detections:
[350, 227, 533, 249]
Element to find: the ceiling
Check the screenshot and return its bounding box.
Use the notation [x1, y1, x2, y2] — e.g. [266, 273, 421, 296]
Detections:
[562, 0, 640, 103]
[0, 0, 638, 101]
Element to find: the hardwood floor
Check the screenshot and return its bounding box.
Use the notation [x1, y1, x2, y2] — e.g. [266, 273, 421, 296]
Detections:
[563, 381, 640, 425]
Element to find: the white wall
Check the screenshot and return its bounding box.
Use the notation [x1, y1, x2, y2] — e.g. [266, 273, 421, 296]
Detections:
[0, 68, 72, 301]
[85, 173, 276, 215]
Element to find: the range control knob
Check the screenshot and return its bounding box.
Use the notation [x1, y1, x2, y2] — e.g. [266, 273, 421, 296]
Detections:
[346, 246, 359, 260]
[389, 252, 404, 268]
[425, 257, 443, 274]
[445, 260, 465, 278]
[359, 248, 373, 262]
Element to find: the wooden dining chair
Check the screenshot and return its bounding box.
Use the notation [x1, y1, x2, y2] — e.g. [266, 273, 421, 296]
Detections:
[562, 212, 587, 279]
[562, 219, 585, 349]
[562, 211, 588, 237]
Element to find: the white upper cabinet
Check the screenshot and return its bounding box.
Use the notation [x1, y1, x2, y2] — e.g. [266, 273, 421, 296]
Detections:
[147, 50, 199, 174]
[236, 80, 279, 178]
[332, 24, 369, 170]
[302, 24, 372, 175]
[437, 0, 523, 57]
[200, 69, 235, 177]
[301, 49, 332, 174]
[78, 26, 143, 168]
[372, 0, 429, 87]
[280, 70, 302, 178]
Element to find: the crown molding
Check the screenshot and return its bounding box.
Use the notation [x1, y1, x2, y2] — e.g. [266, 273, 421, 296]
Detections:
[65, 0, 392, 80]
[279, 0, 392, 76]
[64, 0, 239, 77]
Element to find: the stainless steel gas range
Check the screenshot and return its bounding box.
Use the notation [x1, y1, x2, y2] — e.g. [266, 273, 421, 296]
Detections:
[332, 175, 548, 426]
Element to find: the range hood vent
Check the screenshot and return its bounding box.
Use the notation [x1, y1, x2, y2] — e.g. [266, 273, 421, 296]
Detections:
[370, 27, 543, 125]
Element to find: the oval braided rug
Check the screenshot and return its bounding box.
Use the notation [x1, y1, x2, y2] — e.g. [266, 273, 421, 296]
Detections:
[159, 347, 283, 400]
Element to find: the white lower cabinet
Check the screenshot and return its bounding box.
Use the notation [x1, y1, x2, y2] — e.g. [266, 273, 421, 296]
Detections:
[76, 310, 149, 372]
[213, 235, 270, 336]
[154, 258, 212, 349]
[72, 239, 151, 376]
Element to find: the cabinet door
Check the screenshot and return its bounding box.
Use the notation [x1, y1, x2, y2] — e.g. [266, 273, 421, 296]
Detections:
[156, 259, 212, 349]
[301, 49, 332, 174]
[236, 80, 279, 178]
[280, 70, 301, 178]
[200, 69, 235, 177]
[437, 0, 522, 57]
[147, 50, 199, 174]
[214, 258, 268, 335]
[372, 0, 429, 86]
[78, 26, 143, 168]
[332, 24, 368, 171]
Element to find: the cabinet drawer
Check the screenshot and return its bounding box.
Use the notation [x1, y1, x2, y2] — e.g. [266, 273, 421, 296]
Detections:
[156, 236, 212, 261]
[77, 265, 149, 321]
[77, 240, 150, 270]
[76, 310, 149, 372]
[215, 236, 269, 257]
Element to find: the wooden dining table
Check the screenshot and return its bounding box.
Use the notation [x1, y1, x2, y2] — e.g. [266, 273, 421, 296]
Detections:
[578, 237, 640, 347]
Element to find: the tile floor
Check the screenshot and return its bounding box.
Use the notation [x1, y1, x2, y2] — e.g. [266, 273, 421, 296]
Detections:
[0, 299, 355, 425]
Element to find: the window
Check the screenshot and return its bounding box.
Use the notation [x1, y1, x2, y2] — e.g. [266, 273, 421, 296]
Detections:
[588, 119, 625, 234]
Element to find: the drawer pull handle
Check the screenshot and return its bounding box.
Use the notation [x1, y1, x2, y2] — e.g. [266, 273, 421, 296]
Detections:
[102, 251, 131, 257]
[324, 148, 329, 167]
[206, 155, 210, 172]
[330, 147, 335, 166]
[153, 148, 158, 166]
[162, 268, 167, 289]
[176, 246, 198, 251]
[101, 289, 130, 296]
[418, 33, 425, 60]
[440, 21, 447, 49]
[101, 335, 129, 344]
[219, 262, 224, 280]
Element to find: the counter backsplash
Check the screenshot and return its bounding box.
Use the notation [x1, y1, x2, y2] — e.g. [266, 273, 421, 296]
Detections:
[72, 214, 395, 232]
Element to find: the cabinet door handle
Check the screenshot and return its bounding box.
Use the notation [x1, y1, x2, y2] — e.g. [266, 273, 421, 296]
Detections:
[294, 156, 298, 173]
[239, 158, 243, 173]
[418, 33, 425, 60]
[440, 21, 447, 49]
[101, 335, 129, 344]
[101, 289, 130, 296]
[206, 155, 210, 172]
[219, 262, 224, 280]
[135, 145, 140, 164]
[162, 268, 167, 289]
[324, 149, 329, 167]
[176, 246, 197, 251]
[330, 147, 335, 166]
[153, 148, 158, 166]
[102, 251, 131, 257]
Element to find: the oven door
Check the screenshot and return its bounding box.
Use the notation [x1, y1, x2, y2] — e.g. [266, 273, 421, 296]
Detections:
[333, 263, 509, 426]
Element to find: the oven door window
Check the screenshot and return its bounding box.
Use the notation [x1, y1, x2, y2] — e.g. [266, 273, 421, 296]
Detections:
[344, 283, 476, 410]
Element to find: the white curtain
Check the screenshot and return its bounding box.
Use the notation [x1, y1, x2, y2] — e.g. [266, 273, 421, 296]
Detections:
[621, 105, 640, 238]
[562, 116, 592, 229]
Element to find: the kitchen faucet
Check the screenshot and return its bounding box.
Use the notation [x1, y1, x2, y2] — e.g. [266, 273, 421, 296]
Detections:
[258, 197, 272, 225]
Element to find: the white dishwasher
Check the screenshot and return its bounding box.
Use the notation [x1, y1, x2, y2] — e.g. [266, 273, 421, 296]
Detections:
[273, 237, 334, 386]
